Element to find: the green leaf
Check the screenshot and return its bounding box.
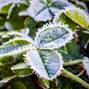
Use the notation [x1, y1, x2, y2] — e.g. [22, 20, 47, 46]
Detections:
[0, 17, 6, 30]
[42, 79, 50, 88]
[54, 13, 77, 30]
[64, 7, 89, 29]
[0, 37, 34, 65]
[11, 63, 33, 77]
[35, 22, 73, 49]
[0, 0, 28, 19]
[25, 49, 63, 80]
[0, 75, 16, 87]
[59, 41, 81, 61]
[0, 31, 24, 42]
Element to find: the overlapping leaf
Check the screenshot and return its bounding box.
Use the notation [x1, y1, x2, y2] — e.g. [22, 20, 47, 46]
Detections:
[11, 63, 33, 77]
[0, 75, 16, 87]
[0, 37, 34, 65]
[35, 22, 73, 49]
[19, 0, 71, 21]
[0, 0, 28, 18]
[25, 49, 63, 80]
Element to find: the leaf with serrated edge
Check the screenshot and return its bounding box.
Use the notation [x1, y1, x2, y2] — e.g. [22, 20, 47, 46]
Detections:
[0, 37, 35, 58]
[25, 49, 63, 80]
[35, 21, 73, 49]
[64, 7, 89, 29]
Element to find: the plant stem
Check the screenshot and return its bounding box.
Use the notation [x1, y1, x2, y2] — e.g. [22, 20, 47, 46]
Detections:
[62, 68, 89, 89]
[64, 59, 82, 66]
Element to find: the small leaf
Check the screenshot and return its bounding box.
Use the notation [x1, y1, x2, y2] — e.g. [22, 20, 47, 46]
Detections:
[64, 7, 89, 29]
[35, 22, 73, 49]
[25, 49, 63, 80]
[19, 0, 71, 21]
[1, 31, 31, 42]
[11, 63, 33, 77]
[0, 75, 16, 87]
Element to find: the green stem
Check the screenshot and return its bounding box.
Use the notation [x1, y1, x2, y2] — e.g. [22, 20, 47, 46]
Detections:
[62, 68, 89, 89]
[64, 59, 82, 66]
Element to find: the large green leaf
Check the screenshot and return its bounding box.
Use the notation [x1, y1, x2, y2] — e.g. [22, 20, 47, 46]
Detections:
[35, 22, 73, 49]
[64, 7, 89, 29]
[19, 0, 71, 21]
[11, 63, 33, 77]
[25, 49, 63, 80]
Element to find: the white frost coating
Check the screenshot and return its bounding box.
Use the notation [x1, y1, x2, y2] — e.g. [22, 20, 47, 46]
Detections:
[5, 22, 14, 30]
[0, 0, 12, 9]
[0, 37, 35, 57]
[64, 6, 89, 28]
[25, 49, 63, 80]
[11, 63, 29, 70]
[0, 0, 27, 8]
[19, 0, 71, 21]
[20, 28, 30, 36]
[35, 21, 73, 49]
[83, 57, 89, 77]
[1, 31, 35, 45]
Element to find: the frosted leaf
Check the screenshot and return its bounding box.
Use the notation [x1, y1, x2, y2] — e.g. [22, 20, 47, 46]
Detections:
[19, 0, 71, 21]
[11, 63, 33, 77]
[83, 57, 89, 77]
[0, 31, 35, 44]
[25, 49, 63, 80]
[0, 0, 28, 19]
[0, 37, 35, 57]
[35, 22, 73, 49]
[64, 7, 89, 29]
[0, 75, 16, 87]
